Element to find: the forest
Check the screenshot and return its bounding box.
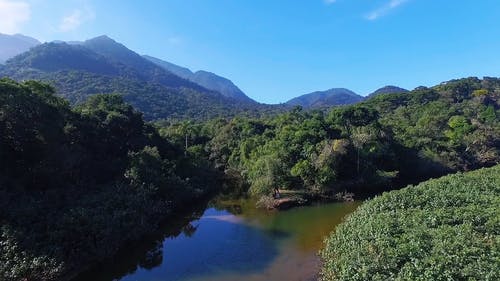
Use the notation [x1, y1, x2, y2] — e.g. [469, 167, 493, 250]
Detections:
[160, 77, 500, 201]
[0, 78, 220, 280]
[1, 76, 499, 281]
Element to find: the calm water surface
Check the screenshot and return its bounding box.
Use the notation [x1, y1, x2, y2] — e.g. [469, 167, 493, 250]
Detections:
[76, 199, 360, 281]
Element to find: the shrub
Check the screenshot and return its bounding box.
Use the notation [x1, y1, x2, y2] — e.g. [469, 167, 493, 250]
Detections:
[320, 165, 500, 281]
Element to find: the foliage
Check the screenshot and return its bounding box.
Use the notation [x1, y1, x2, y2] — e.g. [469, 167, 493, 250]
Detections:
[0, 79, 218, 281]
[320, 165, 500, 281]
[1, 73, 500, 280]
[158, 77, 500, 199]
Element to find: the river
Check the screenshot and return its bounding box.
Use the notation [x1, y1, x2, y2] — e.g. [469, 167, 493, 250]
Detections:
[74, 198, 360, 281]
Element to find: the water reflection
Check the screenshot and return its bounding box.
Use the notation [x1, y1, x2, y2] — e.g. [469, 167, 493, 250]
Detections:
[120, 208, 280, 281]
[73, 205, 208, 281]
[73, 200, 360, 281]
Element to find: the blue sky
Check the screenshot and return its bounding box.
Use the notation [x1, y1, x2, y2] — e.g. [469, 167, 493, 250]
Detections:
[1, 0, 500, 103]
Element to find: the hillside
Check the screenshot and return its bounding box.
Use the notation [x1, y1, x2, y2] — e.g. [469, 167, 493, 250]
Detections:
[286, 88, 364, 108]
[5, 42, 119, 75]
[81, 36, 205, 90]
[0, 33, 40, 63]
[0, 36, 281, 120]
[144, 55, 255, 103]
[143, 55, 193, 79]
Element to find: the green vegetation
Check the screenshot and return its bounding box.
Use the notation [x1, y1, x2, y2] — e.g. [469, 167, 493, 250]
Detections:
[320, 165, 500, 281]
[161, 77, 500, 201]
[1, 76, 499, 280]
[0, 79, 218, 280]
[0, 41, 287, 121]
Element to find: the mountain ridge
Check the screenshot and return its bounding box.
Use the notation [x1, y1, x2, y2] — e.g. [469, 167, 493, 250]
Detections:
[0, 36, 284, 120]
[143, 55, 255, 103]
[0, 33, 41, 63]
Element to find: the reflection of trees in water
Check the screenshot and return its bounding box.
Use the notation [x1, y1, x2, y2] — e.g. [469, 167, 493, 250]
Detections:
[72, 202, 208, 281]
[182, 223, 199, 238]
[215, 204, 243, 215]
[138, 240, 163, 270]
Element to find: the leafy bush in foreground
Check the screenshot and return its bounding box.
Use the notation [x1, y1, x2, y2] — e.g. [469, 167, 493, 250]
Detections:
[320, 165, 500, 281]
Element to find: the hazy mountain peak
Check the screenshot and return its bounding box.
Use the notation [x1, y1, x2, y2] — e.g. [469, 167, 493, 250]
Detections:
[0, 33, 40, 63]
[83, 35, 131, 57]
[11, 33, 41, 45]
[191, 70, 253, 102]
[87, 35, 115, 43]
[144, 55, 255, 103]
[143, 55, 194, 78]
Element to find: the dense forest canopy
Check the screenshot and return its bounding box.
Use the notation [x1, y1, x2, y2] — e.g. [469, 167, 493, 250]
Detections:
[0, 76, 499, 281]
[161, 77, 500, 200]
[0, 79, 219, 280]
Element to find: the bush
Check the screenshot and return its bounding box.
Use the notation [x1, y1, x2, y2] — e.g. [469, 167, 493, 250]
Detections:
[320, 165, 500, 281]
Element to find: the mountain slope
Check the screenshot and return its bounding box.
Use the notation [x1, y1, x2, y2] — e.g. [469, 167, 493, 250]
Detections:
[0, 37, 276, 120]
[144, 55, 255, 103]
[143, 55, 193, 79]
[0, 33, 40, 63]
[286, 88, 364, 108]
[190, 70, 253, 103]
[7, 42, 119, 75]
[81, 36, 206, 90]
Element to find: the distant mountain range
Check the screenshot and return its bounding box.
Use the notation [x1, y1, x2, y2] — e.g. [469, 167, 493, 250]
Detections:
[0, 33, 40, 63]
[287, 86, 409, 109]
[143, 55, 254, 103]
[0, 33, 410, 119]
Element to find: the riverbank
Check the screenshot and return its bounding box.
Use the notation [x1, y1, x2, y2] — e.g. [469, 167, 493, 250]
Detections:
[253, 189, 355, 210]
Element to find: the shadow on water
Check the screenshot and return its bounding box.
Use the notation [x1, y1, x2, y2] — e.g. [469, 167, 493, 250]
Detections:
[72, 203, 281, 281]
[71, 202, 207, 281]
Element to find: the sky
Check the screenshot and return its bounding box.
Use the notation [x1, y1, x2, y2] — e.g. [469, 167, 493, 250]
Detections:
[1, 0, 500, 103]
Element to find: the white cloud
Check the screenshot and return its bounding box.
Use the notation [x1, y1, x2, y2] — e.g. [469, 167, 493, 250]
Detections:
[58, 5, 95, 32]
[366, 0, 409, 20]
[0, 0, 31, 34]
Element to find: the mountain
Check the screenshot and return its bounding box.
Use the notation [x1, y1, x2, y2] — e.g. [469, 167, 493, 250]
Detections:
[367, 85, 409, 98]
[0, 36, 281, 120]
[286, 88, 364, 108]
[7, 42, 119, 75]
[81, 36, 206, 90]
[144, 55, 255, 103]
[190, 70, 253, 102]
[143, 55, 193, 79]
[0, 33, 40, 63]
